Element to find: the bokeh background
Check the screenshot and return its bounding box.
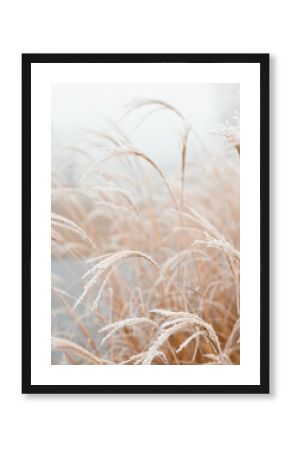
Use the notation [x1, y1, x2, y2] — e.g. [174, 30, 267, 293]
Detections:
[52, 83, 239, 173]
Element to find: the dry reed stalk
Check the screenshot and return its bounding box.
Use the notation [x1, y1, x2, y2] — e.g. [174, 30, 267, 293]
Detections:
[81, 149, 178, 210]
[51, 213, 96, 249]
[120, 98, 185, 122]
[180, 124, 191, 206]
[52, 287, 98, 353]
[142, 309, 222, 362]
[51, 337, 113, 365]
[99, 317, 159, 345]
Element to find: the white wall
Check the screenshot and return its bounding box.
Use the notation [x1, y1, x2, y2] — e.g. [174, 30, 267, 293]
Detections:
[0, 2, 285, 450]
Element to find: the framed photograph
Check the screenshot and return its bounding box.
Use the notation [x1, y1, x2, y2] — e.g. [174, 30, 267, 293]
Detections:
[22, 53, 269, 394]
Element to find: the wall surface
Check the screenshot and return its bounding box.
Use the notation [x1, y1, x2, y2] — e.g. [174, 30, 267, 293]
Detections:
[0, 1, 285, 449]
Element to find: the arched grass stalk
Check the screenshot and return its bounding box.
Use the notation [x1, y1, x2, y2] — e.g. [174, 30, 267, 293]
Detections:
[80, 149, 178, 209]
[140, 309, 222, 365]
[51, 337, 113, 365]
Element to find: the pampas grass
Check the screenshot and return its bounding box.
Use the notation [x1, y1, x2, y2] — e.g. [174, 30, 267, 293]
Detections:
[51, 98, 240, 365]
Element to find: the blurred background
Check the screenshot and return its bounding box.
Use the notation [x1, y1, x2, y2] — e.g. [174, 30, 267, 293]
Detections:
[52, 83, 239, 173]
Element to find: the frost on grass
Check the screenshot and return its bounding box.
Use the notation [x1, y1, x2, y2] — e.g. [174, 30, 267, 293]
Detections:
[51, 98, 240, 365]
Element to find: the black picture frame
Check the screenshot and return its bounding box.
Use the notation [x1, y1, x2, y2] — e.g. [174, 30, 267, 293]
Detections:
[22, 53, 269, 394]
